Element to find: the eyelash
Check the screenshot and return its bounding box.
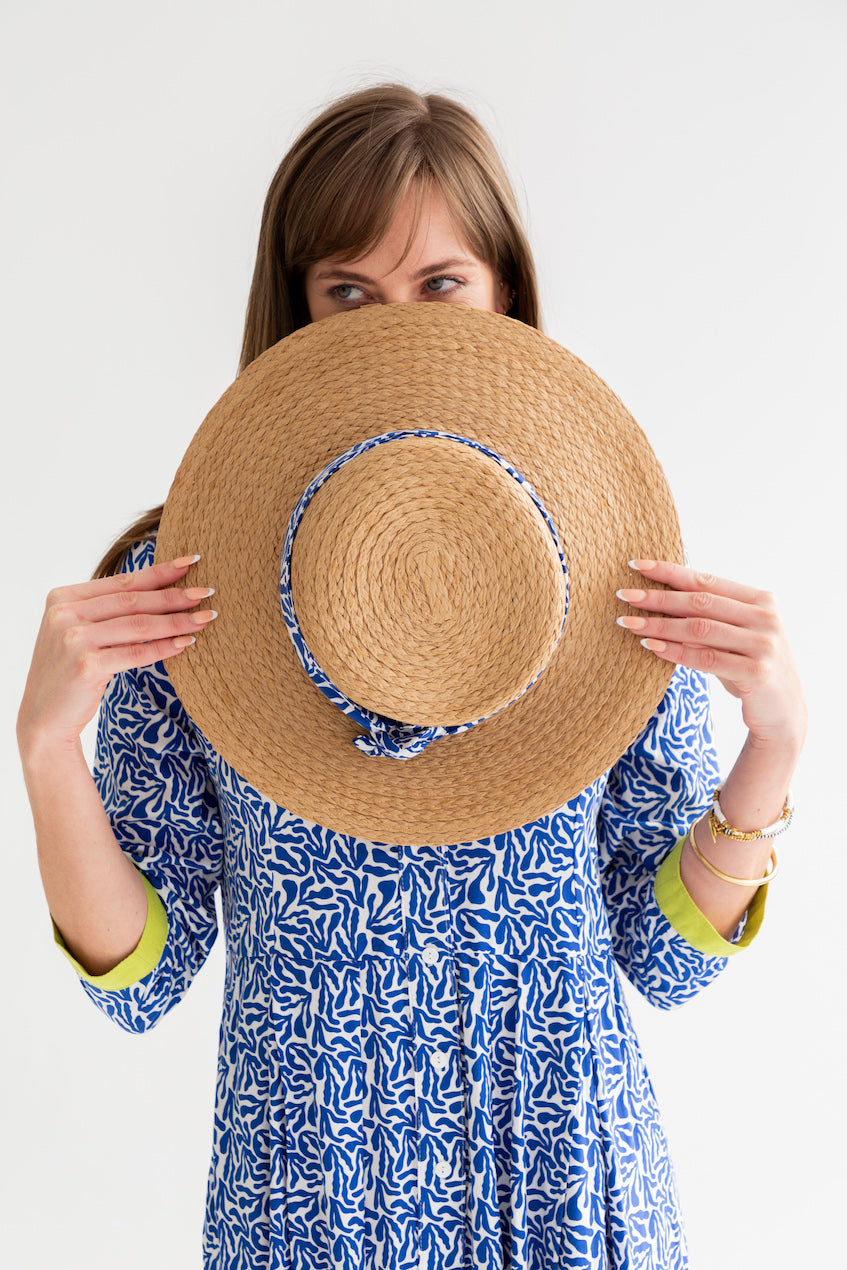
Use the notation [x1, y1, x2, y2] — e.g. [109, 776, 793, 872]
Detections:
[326, 276, 464, 304]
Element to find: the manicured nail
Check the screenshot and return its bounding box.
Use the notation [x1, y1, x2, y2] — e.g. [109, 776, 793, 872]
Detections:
[617, 615, 647, 630]
[617, 588, 646, 602]
[184, 586, 215, 599]
[629, 559, 656, 571]
[172, 554, 201, 567]
[174, 635, 196, 648]
[641, 638, 667, 652]
[191, 609, 218, 624]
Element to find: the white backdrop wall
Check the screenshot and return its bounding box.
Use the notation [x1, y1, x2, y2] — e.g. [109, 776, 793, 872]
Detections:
[3, 2, 844, 1266]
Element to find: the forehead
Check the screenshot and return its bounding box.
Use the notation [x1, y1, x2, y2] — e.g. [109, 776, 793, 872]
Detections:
[321, 186, 479, 272]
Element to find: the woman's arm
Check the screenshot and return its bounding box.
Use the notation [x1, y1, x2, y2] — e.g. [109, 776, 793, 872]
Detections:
[617, 560, 806, 939]
[17, 554, 217, 975]
[596, 664, 730, 1009]
[20, 738, 150, 974]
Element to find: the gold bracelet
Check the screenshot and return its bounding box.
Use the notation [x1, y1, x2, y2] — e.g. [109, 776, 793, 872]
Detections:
[687, 824, 779, 887]
[708, 786, 793, 842]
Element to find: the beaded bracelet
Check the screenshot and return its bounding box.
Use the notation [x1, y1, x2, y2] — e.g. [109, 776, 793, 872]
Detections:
[687, 824, 779, 887]
[708, 786, 794, 843]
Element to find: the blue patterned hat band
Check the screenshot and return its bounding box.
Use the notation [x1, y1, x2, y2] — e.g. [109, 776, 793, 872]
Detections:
[280, 430, 569, 759]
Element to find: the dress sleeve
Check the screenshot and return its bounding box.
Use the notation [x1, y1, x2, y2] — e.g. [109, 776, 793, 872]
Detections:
[52, 538, 224, 1034]
[595, 665, 769, 1011]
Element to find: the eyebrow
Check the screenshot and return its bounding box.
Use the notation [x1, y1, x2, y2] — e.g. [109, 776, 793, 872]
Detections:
[313, 256, 479, 285]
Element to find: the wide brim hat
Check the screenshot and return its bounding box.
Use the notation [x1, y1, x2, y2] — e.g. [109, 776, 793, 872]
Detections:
[156, 302, 682, 846]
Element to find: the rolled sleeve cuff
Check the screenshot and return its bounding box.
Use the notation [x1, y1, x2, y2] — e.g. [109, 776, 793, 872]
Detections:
[52, 871, 169, 990]
[653, 837, 768, 958]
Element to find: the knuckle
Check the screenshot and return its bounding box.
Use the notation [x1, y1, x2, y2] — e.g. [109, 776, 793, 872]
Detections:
[128, 611, 150, 636]
[45, 601, 70, 629]
[760, 611, 782, 637]
[689, 616, 712, 641]
[693, 571, 717, 590]
[751, 644, 777, 681]
[757, 596, 782, 630]
[748, 658, 767, 684]
[690, 589, 714, 612]
[45, 587, 67, 609]
[115, 587, 141, 612]
[754, 632, 777, 660]
[78, 649, 102, 682]
[60, 622, 86, 650]
[694, 645, 719, 672]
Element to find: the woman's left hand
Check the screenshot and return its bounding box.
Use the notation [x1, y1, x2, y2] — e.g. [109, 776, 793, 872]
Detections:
[616, 559, 807, 751]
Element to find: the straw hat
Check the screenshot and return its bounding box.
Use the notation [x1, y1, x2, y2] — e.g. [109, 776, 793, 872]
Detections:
[156, 302, 682, 846]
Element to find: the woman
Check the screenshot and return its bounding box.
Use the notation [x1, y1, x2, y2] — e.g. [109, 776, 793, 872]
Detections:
[17, 83, 805, 1269]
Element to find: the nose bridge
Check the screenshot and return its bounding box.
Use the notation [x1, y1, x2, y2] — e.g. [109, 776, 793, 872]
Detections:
[379, 284, 418, 305]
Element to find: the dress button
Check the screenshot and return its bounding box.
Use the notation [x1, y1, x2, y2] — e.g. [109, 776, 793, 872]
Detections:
[421, 945, 440, 966]
[434, 1159, 451, 1179]
[430, 1050, 448, 1074]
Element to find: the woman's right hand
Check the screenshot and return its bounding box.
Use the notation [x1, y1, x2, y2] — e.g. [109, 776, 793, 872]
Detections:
[17, 554, 217, 756]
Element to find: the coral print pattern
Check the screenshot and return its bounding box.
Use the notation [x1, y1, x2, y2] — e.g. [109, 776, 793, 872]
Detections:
[68, 540, 742, 1270]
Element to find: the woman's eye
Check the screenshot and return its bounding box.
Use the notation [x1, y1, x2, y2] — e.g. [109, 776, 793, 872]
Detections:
[330, 284, 365, 302]
[425, 276, 461, 294]
[328, 276, 462, 304]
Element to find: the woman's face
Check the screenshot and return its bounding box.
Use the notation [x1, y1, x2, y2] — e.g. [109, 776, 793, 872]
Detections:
[304, 186, 510, 323]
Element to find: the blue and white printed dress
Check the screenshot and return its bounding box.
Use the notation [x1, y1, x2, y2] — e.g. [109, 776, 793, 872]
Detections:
[56, 539, 767, 1270]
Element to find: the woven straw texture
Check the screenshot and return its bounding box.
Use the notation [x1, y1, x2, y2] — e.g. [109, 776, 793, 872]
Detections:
[291, 435, 567, 726]
[156, 303, 682, 845]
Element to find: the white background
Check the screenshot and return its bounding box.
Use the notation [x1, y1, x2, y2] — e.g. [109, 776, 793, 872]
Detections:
[2, 1, 844, 1266]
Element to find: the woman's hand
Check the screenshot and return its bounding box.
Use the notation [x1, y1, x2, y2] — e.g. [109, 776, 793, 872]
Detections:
[616, 559, 807, 753]
[17, 555, 217, 756]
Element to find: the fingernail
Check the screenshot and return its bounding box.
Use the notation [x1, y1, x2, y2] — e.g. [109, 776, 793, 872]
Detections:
[641, 638, 667, 652]
[629, 559, 656, 571]
[184, 586, 215, 599]
[617, 588, 646, 602]
[617, 615, 647, 630]
[174, 635, 196, 648]
[191, 609, 218, 624]
[172, 554, 201, 567]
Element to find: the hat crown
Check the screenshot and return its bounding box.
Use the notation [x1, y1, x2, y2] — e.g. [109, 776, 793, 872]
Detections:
[285, 431, 568, 748]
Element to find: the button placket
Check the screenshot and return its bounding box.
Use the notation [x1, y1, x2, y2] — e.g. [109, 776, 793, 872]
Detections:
[402, 845, 466, 1262]
[429, 1048, 449, 1075]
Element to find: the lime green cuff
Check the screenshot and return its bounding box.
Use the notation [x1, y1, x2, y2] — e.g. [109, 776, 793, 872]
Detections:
[653, 838, 768, 958]
[52, 871, 169, 990]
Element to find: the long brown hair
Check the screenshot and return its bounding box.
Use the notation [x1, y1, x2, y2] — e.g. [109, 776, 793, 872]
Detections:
[94, 81, 542, 579]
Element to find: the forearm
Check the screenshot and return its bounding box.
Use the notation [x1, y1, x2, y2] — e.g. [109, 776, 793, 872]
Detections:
[679, 731, 801, 939]
[618, 559, 806, 943]
[20, 735, 148, 976]
[17, 553, 213, 976]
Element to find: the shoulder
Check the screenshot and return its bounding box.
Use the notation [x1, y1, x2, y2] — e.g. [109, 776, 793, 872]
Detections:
[119, 536, 158, 575]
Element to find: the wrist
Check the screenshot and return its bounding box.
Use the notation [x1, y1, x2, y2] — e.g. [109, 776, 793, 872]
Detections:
[715, 776, 795, 843]
[17, 723, 85, 775]
[745, 710, 807, 763]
